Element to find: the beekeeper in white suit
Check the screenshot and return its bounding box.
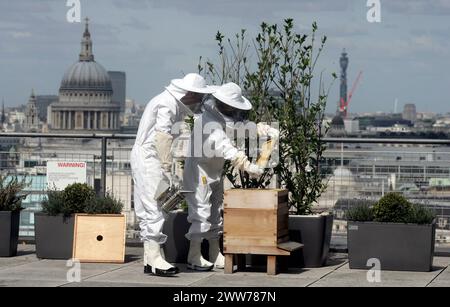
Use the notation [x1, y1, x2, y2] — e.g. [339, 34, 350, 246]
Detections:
[131, 73, 215, 276]
[183, 82, 279, 271]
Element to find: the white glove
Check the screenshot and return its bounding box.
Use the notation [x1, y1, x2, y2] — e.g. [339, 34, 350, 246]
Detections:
[231, 151, 264, 179]
[257, 123, 279, 140]
[171, 173, 182, 189]
[162, 170, 173, 188]
[154, 131, 174, 173]
[155, 131, 175, 188]
[245, 163, 265, 179]
[257, 123, 270, 137]
[267, 127, 279, 140]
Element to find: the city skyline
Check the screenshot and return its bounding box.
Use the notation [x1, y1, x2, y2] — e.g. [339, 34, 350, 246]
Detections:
[0, 0, 449, 114]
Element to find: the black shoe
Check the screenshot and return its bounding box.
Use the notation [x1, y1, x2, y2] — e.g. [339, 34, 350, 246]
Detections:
[144, 265, 179, 276]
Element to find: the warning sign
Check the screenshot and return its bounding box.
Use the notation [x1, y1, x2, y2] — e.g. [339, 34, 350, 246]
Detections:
[47, 161, 87, 190]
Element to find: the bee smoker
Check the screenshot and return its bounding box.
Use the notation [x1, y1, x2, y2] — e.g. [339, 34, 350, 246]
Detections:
[154, 180, 193, 214]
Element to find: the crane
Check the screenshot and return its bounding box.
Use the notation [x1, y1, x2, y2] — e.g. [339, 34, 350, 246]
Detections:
[340, 70, 363, 118]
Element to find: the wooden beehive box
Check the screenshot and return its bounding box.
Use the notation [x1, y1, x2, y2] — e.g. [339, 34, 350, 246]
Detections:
[72, 214, 126, 263]
[223, 189, 289, 255]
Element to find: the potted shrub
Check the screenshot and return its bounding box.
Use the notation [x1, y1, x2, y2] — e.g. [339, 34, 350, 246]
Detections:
[0, 175, 29, 257]
[346, 193, 436, 272]
[35, 183, 124, 261]
[35, 183, 94, 259]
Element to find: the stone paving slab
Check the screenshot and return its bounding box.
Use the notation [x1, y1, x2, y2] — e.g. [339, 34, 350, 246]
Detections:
[190, 254, 349, 287]
[83, 262, 218, 286]
[309, 257, 450, 287]
[0, 245, 140, 287]
[0, 244, 39, 270]
[424, 257, 450, 287]
[0, 259, 130, 284]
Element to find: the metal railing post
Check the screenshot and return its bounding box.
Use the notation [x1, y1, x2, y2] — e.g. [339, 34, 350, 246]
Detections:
[101, 137, 107, 197]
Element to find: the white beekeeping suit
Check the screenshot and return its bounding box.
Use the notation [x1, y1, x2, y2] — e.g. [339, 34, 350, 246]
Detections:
[183, 82, 278, 271]
[130, 73, 215, 276]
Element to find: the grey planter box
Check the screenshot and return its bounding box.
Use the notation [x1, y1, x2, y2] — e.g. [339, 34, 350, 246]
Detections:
[162, 210, 218, 263]
[347, 221, 436, 272]
[0, 211, 20, 257]
[288, 214, 334, 268]
[34, 213, 75, 260]
[162, 211, 190, 263]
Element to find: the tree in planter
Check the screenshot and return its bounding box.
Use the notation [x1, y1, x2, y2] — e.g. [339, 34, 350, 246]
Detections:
[199, 19, 336, 269]
[272, 20, 336, 215]
[200, 19, 335, 212]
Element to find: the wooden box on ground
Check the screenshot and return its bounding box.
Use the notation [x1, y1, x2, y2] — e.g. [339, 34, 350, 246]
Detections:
[72, 214, 126, 263]
[223, 189, 303, 275]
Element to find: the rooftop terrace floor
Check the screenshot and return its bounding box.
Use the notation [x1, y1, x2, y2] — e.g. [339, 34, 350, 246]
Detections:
[1, 245, 449, 287]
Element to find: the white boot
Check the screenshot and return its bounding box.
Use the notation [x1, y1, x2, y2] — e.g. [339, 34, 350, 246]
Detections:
[187, 240, 214, 271]
[144, 241, 179, 276]
[160, 246, 166, 259]
[209, 238, 225, 269]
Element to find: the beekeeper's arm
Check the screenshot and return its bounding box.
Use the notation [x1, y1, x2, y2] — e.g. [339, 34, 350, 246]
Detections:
[230, 151, 264, 178]
[154, 105, 175, 184]
[212, 128, 264, 178]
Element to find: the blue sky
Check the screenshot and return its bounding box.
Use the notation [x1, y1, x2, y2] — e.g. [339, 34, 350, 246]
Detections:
[0, 0, 449, 114]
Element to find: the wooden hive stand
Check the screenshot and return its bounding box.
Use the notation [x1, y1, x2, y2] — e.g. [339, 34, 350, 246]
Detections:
[223, 189, 303, 275]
